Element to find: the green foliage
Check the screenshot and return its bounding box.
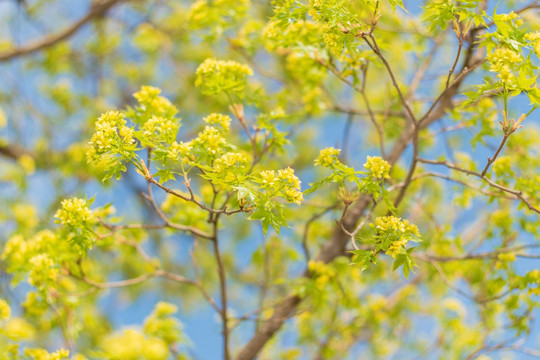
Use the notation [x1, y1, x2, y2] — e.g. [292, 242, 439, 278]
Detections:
[2, 0, 540, 359]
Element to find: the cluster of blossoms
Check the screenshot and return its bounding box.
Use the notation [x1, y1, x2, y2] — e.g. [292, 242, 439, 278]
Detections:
[314, 147, 340, 167]
[260, 170, 278, 187]
[21, 349, 69, 360]
[166, 140, 192, 163]
[101, 329, 169, 360]
[87, 111, 135, 159]
[496, 11, 522, 26]
[257, 167, 303, 205]
[192, 126, 227, 155]
[54, 198, 94, 227]
[195, 58, 253, 97]
[54, 197, 96, 251]
[100, 301, 183, 359]
[28, 254, 58, 288]
[132, 85, 178, 120]
[525, 32, 540, 56]
[188, 0, 249, 31]
[143, 302, 183, 345]
[278, 167, 303, 205]
[370, 216, 420, 258]
[18, 154, 35, 175]
[141, 115, 179, 144]
[487, 47, 522, 87]
[364, 156, 391, 179]
[214, 152, 248, 173]
[322, 31, 344, 57]
[308, 260, 336, 289]
[0, 298, 10, 320]
[203, 113, 231, 131]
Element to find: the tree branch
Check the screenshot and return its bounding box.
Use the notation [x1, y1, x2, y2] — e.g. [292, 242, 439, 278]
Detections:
[0, 0, 126, 62]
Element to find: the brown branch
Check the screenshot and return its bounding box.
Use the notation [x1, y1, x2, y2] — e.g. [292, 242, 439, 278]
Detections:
[0, 0, 125, 62]
[416, 243, 540, 262]
[211, 217, 231, 360]
[388, 171, 514, 199]
[417, 158, 540, 214]
[0, 143, 29, 160]
[481, 132, 510, 177]
[480, 112, 525, 177]
[140, 159, 244, 216]
[141, 189, 214, 240]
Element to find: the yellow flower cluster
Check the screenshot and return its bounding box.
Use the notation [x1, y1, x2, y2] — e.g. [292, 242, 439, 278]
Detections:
[28, 254, 58, 287]
[1, 231, 59, 275]
[101, 329, 169, 360]
[308, 260, 336, 289]
[525, 32, 540, 56]
[133, 85, 177, 117]
[153, 302, 177, 317]
[370, 216, 420, 258]
[141, 115, 179, 141]
[386, 238, 409, 258]
[6, 317, 36, 340]
[257, 168, 303, 204]
[143, 302, 182, 345]
[487, 47, 522, 86]
[188, 0, 249, 30]
[87, 111, 134, 156]
[18, 154, 35, 175]
[54, 198, 93, 227]
[203, 113, 231, 131]
[278, 167, 303, 204]
[195, 58, 253, 96]
[133, 85, 161, 103]
[214, 152, 248, 173]
[498, 11, 522, 25]
[166, 141, 192, 163]
[314, 147, 341, 167]
[364, 156, 391, 179]
[24, 348, 69, 360]
[193, 126, 227, 155]
[260, 170, 277, 187]
[371, 216, 420, 235]
[0, 298, 10, 320]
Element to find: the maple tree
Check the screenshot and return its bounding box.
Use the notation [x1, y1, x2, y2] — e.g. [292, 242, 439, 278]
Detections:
[1, 0, 540, 359]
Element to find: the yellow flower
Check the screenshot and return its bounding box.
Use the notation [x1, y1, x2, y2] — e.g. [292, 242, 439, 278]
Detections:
[314, 147, 341, 167]
[214, 152, 248, 172]
[193, 126, 227, 155]
[18, 154, 36, 174]
[487, 47, 522, 86]
[204, 113, 232, 131]
[260, 170, 276, 187]
[6, 317, 36, 340]
[54, 197, 93, 227]
[364, 156, 391, 179]
[195, 58, 253, 96]
[370, 216, 420, 258]
[0, 298, 10, 320]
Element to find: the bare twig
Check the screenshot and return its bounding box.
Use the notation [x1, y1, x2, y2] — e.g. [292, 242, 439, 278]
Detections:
[417, 158, 540, 214]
